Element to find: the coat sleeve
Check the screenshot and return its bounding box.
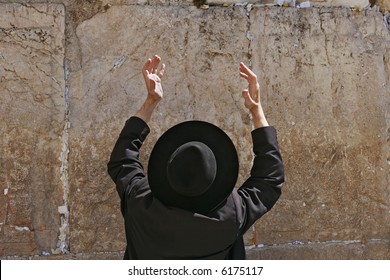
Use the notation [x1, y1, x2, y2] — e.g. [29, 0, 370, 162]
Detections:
[236, 126, 285, 234]
[107, 116, 150, 201]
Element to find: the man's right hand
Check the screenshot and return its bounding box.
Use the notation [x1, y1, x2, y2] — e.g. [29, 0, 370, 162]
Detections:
[134, 55, 166, 124]
[142, 55, 165, 103]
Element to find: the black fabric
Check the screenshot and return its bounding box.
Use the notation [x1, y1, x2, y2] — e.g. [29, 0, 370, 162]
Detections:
[227, 236, 246, 260]
[107, 116, 284, 259]
[167, 141, 217, 197]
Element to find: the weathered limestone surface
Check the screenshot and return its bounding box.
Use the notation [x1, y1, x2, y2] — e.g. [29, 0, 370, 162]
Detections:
[246, 239, 390, 260]
[250, 7, 390, 246]
[0, 1, 389, 260]
[70, 5, 252, 253]
[69, 5, 389, 257]
[308, 0, 369, 7]
[377, 0, 390, 12]
[0, 4, 65, 256]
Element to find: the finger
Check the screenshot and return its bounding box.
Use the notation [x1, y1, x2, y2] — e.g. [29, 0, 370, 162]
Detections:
[143, 59, 152, 77]
[239, 62, 251, 72]
[150, 55, 161, 74]
[240, 62, 256, 79]
[158, 63, 165, 78]
[241, 89, 252, 101]
[239, 63, 252, 76]
[242, 89, 256, 109]
[239, 72, 248, 79]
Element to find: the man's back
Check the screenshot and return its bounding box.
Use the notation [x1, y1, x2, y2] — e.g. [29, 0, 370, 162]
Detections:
[108, 117, 283, 259]
[124, 176, 239, 259]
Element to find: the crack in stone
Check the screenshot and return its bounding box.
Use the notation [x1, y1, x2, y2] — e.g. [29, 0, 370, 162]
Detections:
[245, 4, 256, 128]
[54, 61, 70, 255]
[245, 4, 253, 66]
[319, 10, 331, 66]
[20, 3, 54, 17]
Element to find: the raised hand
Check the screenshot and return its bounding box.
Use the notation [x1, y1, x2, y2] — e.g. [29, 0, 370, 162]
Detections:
[239, 62, 261, 113]
[239, 62, 269, 128]
[142, 55, 165, 102]
[135, 55, 166, 123]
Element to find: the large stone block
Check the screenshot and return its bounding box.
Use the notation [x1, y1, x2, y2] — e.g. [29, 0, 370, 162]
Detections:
[246, 239, 390, 259]
[70, 5, 252, 253]
[0, 3, 65, 256]
[249, 7, 390, 247]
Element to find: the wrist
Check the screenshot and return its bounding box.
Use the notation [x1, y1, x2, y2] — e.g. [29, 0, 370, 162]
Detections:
[250, 106, 268, 129]
[134, 97, 160, 124]
[250, 107, 261, 117]
[144, 96, 160, 108]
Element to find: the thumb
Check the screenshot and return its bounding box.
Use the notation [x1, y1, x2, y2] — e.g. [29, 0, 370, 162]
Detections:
[242, 89, 252, 102]
[242, 89, 256, 110]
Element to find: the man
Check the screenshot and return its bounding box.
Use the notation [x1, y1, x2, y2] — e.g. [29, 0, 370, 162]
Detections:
[107, 55, 284, 259]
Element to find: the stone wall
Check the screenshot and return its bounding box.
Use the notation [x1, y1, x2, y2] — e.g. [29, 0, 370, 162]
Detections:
[0, 3, 66, 257]
[0, 0, 389, 260]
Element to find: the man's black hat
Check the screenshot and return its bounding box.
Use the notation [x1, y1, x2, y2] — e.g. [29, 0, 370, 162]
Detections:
[148, 121, 239, 213]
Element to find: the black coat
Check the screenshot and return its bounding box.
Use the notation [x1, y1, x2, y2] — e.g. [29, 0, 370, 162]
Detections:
[107, 117, 284, 259]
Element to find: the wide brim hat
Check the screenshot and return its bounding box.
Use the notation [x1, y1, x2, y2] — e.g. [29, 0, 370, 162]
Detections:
[148, 120, 239, 214]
